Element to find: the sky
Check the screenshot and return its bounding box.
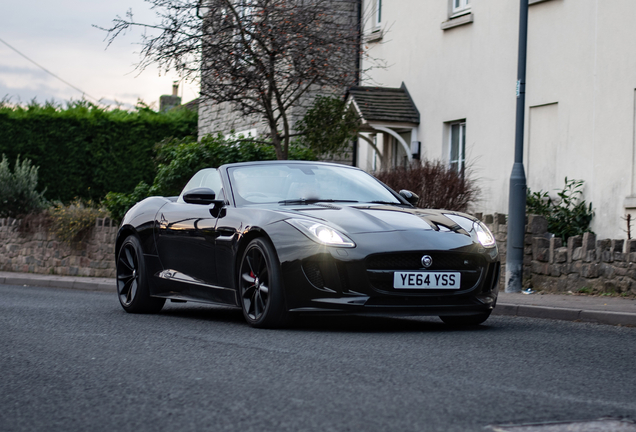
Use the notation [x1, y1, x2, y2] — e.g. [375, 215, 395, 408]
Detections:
[0, 0, 200, 110]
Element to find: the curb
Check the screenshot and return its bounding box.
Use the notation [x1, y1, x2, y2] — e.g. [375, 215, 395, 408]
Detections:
[493, 303, 636, 327]
[1, 274, 634, 326]
[0, 275, 115, 293]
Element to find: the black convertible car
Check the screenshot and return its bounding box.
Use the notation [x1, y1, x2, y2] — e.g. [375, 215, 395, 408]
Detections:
[115, 161, 499, 328]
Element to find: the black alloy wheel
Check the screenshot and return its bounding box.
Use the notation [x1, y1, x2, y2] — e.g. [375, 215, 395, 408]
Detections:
[116, 235, 165, 313]
[439, 311, 492, 326]
[238, 238, 288, 328]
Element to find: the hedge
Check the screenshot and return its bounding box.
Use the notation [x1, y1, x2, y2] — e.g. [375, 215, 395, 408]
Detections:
[0, 101, 198, 202]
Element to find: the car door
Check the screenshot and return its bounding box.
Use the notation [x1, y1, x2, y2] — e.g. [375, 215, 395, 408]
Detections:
[154, 169, 236, 305]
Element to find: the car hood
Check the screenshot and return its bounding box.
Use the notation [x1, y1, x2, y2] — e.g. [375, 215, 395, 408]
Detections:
[279, 204, 473, 236]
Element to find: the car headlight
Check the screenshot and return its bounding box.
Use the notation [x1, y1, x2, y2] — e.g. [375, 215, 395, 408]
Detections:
[444, 214, 497, 248]
[285, 219, 355, 247]
[474, 221, 496, 248]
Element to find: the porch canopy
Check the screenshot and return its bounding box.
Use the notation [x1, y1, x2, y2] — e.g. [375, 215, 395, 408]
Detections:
[346, 83, 420, 161]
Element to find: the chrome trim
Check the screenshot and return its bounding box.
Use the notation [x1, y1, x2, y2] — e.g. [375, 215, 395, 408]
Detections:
[156, 269, 235, 292]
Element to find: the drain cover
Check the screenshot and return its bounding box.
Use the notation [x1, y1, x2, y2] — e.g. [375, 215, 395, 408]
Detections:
[487, 419, 636, 432]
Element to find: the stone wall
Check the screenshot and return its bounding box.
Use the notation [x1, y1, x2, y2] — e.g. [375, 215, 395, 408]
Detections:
[478, 213, 636, 296]
[198, 100, 267, 138]
[475, 213, 510, 290]
[0, 218, 117, 278]
[3, 211, 633, 295]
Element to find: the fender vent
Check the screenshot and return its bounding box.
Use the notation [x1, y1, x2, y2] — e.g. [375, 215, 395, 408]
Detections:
[302, 261, 325, 289]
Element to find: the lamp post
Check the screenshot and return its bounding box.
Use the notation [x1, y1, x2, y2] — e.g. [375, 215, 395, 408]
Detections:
[505, 0, 529, 293]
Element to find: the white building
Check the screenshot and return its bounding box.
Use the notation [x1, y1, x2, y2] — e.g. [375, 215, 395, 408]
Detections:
[355, 0, 636, 239]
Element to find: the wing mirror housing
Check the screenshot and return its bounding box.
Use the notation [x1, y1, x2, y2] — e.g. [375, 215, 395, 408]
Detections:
[399, 189, 419, 206]
[182, 188, 225, 207]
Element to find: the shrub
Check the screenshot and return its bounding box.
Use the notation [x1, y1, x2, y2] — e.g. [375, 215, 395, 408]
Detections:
[526, 177, 594, 241]
[49, 199, 109, 244]
[105, 135, 316, 221]
[0, 154, 47, 218]
[374, 160, 480, 212]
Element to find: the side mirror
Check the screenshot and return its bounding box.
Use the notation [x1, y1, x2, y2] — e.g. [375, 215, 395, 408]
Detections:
[183, 188, 225, 207]
[399, 189, 419, 206]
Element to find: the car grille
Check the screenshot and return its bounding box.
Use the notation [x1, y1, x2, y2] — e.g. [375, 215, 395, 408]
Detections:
[365, 252, 485, 292]
[366, 252, 482, 271]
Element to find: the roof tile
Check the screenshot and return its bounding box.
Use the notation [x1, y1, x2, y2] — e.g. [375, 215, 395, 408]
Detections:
[348, 85, 420, 124]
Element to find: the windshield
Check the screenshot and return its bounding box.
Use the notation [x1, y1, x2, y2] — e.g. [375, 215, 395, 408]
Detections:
[228, 164, 402, 206]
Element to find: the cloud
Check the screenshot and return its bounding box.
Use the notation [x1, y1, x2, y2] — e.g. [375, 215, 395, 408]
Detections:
[0, 65, 78, 103]
[0, 0, 199, 109]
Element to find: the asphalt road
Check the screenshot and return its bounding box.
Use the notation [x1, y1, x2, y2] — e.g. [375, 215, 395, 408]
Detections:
[1, 284, 635, 432]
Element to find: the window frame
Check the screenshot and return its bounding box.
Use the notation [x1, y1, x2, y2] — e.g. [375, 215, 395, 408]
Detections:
[450, 0, 471, 17]
[449, 121, 466, 176]
[373, 0, 382, 29]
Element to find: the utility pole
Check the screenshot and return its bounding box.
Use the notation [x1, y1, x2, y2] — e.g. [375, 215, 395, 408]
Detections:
[505, 0, 529, 293]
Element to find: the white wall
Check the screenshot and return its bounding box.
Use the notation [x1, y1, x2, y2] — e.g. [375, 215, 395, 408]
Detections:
[360, 0, 636, 239]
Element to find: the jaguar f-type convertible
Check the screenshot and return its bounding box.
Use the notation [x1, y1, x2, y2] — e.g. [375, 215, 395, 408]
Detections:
[115, 160, 500, 328]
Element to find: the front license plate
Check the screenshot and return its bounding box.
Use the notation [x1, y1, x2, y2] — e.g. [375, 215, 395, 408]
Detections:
[393, 272, 461, 289]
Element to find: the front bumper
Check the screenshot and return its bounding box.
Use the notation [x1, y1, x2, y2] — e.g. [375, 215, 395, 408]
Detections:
[275, 230, 500, 316]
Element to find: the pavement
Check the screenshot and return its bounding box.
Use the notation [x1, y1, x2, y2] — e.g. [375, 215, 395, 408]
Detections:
[495, 291, 636, 327]
[1, 270, 635, 326]
[0, 271, 115, 293]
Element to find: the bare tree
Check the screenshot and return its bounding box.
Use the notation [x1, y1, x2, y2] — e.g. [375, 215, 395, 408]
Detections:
[101, 0, 367, 160]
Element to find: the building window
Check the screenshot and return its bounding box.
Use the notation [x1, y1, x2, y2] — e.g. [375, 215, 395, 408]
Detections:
[449, 121, 466, 174]
[451, 0, 471, 16]
[373, 0, 382, 29]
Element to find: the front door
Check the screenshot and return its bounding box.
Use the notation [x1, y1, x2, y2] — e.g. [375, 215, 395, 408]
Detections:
[155, 201, 236, 305]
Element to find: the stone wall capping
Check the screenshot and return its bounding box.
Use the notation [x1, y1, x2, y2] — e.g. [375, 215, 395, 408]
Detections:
[625, 239, 636, 254]
[549, 237, 562, 263]
[597, 238, 611, 249]
[527, 214, 548, 235]
[532, 237, 550, 262]
[567, 236, 583, 263]
[95, 217, 114, 229]
[582, 232, 596, 255]
[611, 239, 624, 258]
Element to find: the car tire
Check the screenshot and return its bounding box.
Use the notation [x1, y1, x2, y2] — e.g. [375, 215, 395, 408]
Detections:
[116, 235, 165, 313]
[238, 238, 289, 328]
[439, 311, 491, 326]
